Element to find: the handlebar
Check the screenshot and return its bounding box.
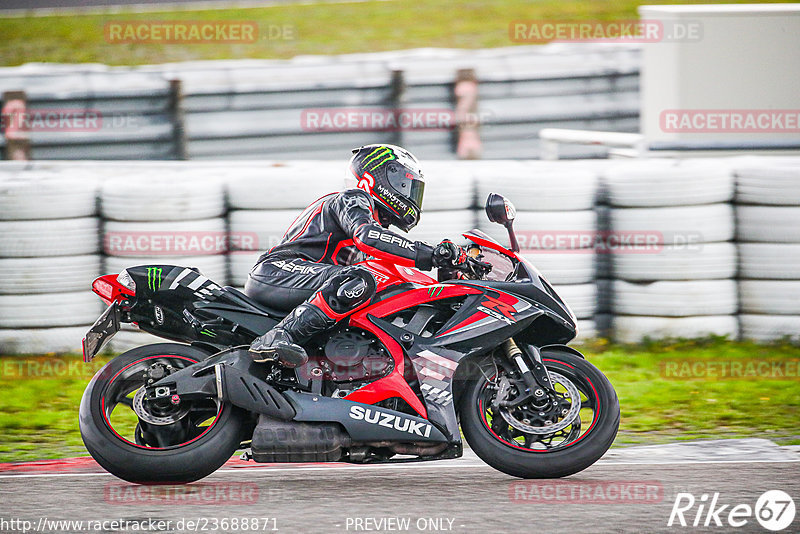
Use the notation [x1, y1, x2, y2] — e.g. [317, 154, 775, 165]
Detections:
[433, 241, 492, 280]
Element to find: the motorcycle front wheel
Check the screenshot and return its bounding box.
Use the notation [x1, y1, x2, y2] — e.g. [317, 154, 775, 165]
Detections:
[79, 343, 246, 484]
[460, 346, 619, 478]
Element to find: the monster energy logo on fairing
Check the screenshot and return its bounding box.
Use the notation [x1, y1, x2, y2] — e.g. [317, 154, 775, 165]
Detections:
[146, 267, 162, 291]
[428, 286, 444, 298]
[363, 146, 396, 171]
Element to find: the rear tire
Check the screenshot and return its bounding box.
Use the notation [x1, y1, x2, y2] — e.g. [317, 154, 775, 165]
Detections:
[460, 347, 619, 478]
[80, 343, 246, 484]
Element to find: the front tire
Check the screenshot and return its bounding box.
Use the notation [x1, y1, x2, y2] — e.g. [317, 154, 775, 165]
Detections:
[80, 343, 246, 484]
[460, 347, 619, 478]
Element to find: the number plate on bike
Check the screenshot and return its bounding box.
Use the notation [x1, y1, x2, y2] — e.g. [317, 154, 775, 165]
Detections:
[82, 302, 121, 362]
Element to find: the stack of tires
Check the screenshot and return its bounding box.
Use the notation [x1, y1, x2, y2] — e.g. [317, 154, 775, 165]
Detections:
[100, 172, 227, 350]
[0, 172, 102, 354]
[735, 162, 800, 342]
[408, 161, 476, 246]
[474, 162, 599, 340]
[602, 161, 738, 343]
[226, 164, 344, 291]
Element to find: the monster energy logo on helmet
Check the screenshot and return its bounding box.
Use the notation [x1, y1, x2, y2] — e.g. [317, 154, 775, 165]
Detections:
[349, 143, 424, 232]
[147, 267, 163, 291]
[362, 145, 397, 171]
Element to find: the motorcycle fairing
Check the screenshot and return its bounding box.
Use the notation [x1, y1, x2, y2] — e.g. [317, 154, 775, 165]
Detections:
[343, 279, 546, 442]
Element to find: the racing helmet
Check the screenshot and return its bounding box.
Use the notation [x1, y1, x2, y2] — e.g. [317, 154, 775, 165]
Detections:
[346, 144, 425, 232]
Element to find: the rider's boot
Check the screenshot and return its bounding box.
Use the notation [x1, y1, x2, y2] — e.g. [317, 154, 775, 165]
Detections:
[249, 266, 378, 368]
[249, 302, 333, 368]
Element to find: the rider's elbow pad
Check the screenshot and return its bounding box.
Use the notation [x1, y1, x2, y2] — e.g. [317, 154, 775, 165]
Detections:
[414, 241, 435, 271]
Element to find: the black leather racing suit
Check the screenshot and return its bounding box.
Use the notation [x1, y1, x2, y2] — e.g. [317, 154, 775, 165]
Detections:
[244, 188, 435, 312]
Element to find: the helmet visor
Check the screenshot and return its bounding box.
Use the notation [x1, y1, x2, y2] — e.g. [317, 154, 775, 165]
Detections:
[387, 166, 425, 210]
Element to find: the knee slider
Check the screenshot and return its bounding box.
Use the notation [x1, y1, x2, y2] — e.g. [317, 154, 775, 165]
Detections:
[320, 266, 376, 314]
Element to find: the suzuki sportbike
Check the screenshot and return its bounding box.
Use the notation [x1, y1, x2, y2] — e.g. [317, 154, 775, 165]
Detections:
[79, 193, 619, 483]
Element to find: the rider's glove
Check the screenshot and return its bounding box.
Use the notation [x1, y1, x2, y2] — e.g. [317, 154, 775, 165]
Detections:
[432, 240, 468, 269]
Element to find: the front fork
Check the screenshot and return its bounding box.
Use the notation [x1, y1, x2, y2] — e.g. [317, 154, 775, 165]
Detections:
[500, 339, 556, 407]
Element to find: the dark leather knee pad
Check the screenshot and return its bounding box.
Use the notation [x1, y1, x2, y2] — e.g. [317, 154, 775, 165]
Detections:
[318, 266, 377, 314]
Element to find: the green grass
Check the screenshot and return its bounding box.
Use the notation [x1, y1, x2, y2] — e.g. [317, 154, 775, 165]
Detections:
[0, 0, 792, 66]
[0, 338, 798, 462]
[583, 337, 800, 446]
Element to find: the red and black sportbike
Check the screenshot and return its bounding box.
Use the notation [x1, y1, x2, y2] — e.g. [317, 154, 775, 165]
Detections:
[79, 193, 619, 483]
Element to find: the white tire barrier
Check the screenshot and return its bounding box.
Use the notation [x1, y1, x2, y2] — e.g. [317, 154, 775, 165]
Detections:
[476, 167, 598, 211]
[478, 210, 597, 249]
[0, 292, 102, 328]
[103, 218, 228, 257]
[109, 326, 181, 353]
[738, 244, 800, 280]
[0, 218, 99, 258]
[101, 175, 225, 221]
[735, 165, 800, 205]
[522, 250, 595, 285]
[416, 163, 475, 211]
[552, 283, 596, 319]
[612, 315, 739, 344]
[0, 174, 98, 220]
[739, 281, 800, 315]
[228, 209, 302, 252]
[611, 243, 737, 281]
[612, 280, 737, 316]
[229, 251, 262, 287]
[574, 319, 597, 342]
[105, 255, 228, 284]
[226, 168, 344, 210]
[736, 206, 800, 243]
[0, 326, 89, 355]
[739, 314, 800, 342]
[602, 161, 733, 207]
[408, 211, 477, 245]
[609, 204, 734, 245]
[0, 255, 101, 295]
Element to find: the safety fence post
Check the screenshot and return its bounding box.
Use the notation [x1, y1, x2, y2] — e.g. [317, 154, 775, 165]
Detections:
[454, 69, 481, 159]
[389, 69, 406, 147]
[169, 79, 188, 160]
[1, 90, 32, 161]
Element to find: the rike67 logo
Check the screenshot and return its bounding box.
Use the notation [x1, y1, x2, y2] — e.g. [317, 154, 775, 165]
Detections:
[668, 490, 795, 531]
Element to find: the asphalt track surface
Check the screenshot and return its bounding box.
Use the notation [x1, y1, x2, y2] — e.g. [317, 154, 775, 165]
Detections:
[1, 440, 798, 534]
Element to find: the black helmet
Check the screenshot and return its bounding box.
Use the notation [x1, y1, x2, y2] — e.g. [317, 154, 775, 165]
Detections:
[347, 144, 425, 232]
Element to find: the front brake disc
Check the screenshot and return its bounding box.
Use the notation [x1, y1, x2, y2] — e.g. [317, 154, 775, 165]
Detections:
[498, 371, 581, 435]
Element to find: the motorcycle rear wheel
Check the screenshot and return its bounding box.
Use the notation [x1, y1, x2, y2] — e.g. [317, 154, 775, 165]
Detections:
[79, 343, 246, 484]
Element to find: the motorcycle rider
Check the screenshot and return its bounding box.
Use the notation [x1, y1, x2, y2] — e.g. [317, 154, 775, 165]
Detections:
[246, 144, 481, 367]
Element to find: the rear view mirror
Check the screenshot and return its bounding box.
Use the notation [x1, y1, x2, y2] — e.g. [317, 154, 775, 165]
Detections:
[485, 193, 516, 226]
[485, 193, 520, 252]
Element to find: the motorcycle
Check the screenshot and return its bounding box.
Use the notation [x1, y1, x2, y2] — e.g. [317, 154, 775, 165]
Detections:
[79, 193, 619, 483]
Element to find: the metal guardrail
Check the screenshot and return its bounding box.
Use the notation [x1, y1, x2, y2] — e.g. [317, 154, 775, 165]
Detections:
[540, 128, 800, 160]
[0, 44, 641, 161]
